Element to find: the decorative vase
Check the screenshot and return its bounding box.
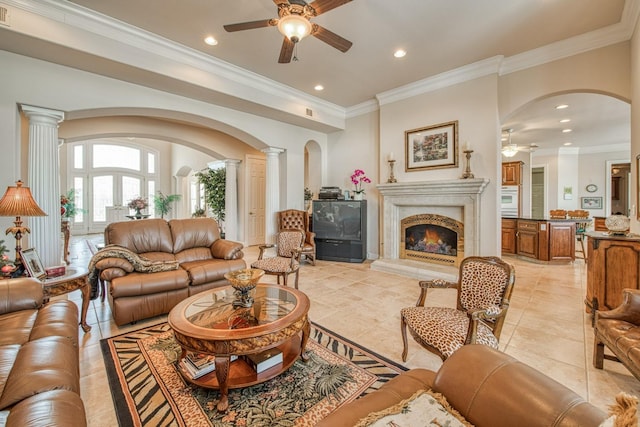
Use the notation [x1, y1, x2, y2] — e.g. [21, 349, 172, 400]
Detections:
[605, 214, 630, 235]
[353, 191, 365, 201]
[225, 268, 265, 308]
[135, 208, 142, 219]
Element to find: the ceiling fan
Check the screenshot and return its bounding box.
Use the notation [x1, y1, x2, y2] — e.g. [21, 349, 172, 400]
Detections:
[501, 129, 538, 157]
[223, 0, 353, 63]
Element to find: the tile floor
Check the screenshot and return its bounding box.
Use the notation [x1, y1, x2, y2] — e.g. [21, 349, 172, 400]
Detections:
[60, 235, 640, 426]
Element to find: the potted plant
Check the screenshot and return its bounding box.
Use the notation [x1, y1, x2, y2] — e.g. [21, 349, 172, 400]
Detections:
[196, 167, 226, 236]
[350, 169, 371, 200]
[192, 207, 206, 218]
[127, 197, 148, 218]
[152, 191, 181, 219]
[304, 187, 313, 211]
[60, 188, 85, 221]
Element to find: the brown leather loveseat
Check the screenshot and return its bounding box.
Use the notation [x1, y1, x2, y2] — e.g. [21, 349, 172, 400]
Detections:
[318, 344, 607, 427]
[594, 288, 640, 380]
[0, 277, 86, 426]
[95, 217, 245, 325]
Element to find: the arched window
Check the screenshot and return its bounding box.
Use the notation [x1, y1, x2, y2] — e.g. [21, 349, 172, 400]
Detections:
[66, 140, 159, 233]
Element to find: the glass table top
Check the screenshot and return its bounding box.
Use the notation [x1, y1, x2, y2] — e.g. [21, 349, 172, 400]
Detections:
[182, 285, 299, 331]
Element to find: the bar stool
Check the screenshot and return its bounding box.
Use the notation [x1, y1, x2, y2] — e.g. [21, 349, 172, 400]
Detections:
[568, 210, 590, 262]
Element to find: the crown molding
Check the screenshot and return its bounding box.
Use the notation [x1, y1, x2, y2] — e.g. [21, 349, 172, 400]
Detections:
[345, 99, 379, 119]
[376, 56, 503, 106]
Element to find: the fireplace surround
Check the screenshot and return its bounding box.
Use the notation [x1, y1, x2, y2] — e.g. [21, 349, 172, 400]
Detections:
[372, 178, 489, 280]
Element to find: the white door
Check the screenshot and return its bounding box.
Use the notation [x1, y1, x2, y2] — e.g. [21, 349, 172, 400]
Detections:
[246, 155, 266, 246]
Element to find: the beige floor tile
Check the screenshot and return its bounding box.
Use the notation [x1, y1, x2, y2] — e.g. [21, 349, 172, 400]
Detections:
[68, 235, 640, 425]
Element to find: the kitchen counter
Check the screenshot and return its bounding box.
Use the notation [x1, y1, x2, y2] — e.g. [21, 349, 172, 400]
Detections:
[503, 216, 592, 223]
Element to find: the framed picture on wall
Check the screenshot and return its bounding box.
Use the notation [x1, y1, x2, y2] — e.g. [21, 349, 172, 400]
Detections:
[581, 196, 603, 210]
[405, 120, 459, 171]
[20, 248, 46, 280]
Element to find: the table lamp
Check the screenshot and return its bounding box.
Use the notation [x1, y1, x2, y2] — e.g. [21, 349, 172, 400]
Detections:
[0, 180, 47, 275]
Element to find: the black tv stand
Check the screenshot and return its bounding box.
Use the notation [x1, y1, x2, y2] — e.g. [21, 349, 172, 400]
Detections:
[312, 200, 367, 263]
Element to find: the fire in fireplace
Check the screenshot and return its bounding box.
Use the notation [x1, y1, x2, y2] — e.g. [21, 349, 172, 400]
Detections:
[400, 214, 464, 266]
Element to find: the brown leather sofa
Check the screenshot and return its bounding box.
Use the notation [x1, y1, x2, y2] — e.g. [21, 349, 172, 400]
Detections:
[318, 344, 606, 427]
[594, 288, 640, 380]
[97, 217, 246, 325]
[0, 277, 86, 426]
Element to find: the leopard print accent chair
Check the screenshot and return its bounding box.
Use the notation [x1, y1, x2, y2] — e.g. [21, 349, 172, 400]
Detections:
[251, 229, 305, 289]
[401, 256, 515, 361]
[278, 209, 316, 265]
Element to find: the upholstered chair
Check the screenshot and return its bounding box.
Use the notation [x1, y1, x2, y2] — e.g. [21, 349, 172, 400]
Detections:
[251, 229, 305, 289]
[401, 256, 515, 361]
[277, 209, 316, 265]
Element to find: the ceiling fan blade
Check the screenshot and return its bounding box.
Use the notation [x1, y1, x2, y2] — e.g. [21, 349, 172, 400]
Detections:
[308, 0, 352, 15]
[224, 19, 276, 32]
[278, 37, 295, 63]
[273, 0, 290, 5]
[311, 24, 352, 52]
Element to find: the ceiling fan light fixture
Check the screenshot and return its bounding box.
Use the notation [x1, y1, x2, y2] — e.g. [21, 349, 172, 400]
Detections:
[502, 145, 518, 158]
[277, 14, 312, 42]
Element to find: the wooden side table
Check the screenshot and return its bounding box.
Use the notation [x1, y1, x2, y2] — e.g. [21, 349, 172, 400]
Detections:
[42, 267, 91, 332]
[61, 220, 71, 265]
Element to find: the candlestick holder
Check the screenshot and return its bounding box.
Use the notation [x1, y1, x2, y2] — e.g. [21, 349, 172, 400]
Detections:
[461, 150, 474, 179]
[387, 160, 397, 183]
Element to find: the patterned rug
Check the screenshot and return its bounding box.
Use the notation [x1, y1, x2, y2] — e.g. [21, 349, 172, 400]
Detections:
[101, 322, 407, 426]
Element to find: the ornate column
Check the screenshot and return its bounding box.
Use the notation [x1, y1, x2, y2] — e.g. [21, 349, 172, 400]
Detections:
[21, 105, 64, 268]
[223, 159, 241, 241]
[262, 147, 284, 243]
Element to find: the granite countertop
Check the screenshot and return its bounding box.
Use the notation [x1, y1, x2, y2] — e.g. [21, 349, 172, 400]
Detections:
[502, 216, 592, 222]
[585, 231, 640, 241]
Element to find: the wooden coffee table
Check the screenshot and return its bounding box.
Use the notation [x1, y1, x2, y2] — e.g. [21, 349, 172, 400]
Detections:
[168, 283, 311, 412]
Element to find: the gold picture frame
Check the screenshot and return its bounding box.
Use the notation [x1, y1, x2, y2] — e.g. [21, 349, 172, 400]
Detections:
[405, 120, 459, 171]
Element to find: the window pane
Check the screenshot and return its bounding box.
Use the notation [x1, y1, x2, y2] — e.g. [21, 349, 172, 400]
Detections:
[73, 145, 83, 169]
[148, 153, 155, 174]
[148, 181, 155, 217]
[122, 176, 142, 211]
[73, 177, 84, 223]
[93, 144, 140, 171]
[93, 176, 113, 222]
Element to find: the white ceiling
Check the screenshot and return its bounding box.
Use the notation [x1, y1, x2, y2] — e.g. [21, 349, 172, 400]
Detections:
[3, 0, 635, 150]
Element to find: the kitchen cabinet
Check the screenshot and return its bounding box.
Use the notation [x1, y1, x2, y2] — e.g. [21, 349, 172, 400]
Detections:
[502, 218, 576, 262]
[501, 219, 517, 254]
[516, 220, 539, 259]
[502, 161, 523, 185]
[593, 216, 607, 232]
[586, 232, 640, 313]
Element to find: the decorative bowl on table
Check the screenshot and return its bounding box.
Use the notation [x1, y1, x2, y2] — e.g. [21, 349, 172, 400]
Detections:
[605, 215, 630, 235]
[224, 268, 264, 308]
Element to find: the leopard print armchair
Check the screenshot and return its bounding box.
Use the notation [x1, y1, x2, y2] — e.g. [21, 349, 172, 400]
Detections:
[250, 229, 305, 289]
[277, 209, 316, 265]
[401, 256, 515, 361]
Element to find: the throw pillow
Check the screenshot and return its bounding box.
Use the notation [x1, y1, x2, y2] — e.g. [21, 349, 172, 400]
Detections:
[354, 388, 474, 427]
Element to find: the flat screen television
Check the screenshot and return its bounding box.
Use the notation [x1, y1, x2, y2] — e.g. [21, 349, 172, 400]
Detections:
[312, 200, 363, 240]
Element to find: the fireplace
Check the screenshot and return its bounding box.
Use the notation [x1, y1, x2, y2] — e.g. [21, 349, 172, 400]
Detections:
[371, 178, 488, 280]
[401, 214, 464, 266]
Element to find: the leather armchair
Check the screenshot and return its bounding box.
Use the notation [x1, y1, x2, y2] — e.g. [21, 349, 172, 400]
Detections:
[278, 209, 316, 265]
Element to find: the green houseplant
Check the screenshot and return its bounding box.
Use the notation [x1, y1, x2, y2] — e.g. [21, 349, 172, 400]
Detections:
[196, 167, 226, 234]
[153, 191, 181, 219]
[60, 188, 85, 219]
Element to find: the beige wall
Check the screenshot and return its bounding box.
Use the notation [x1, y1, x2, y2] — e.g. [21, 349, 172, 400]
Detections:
[631, 16, 640, 232]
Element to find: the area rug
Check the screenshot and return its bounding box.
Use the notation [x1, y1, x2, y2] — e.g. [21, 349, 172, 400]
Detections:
[101, 322, 407, 427]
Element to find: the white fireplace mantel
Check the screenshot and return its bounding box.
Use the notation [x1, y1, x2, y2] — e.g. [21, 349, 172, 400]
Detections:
[372, 178, 489, 280]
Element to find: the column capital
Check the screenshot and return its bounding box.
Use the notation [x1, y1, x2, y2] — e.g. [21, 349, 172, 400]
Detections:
[20, 104, 65, 124]
[261, 147, 285, 156]
[223, 159, 241, 166]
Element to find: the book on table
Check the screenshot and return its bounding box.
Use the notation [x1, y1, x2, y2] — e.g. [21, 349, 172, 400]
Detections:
[179, 353, 237, 380]
[244, 348, 283, 373]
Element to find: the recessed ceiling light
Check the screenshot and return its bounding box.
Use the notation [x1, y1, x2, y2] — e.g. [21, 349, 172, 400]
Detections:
[564, 142, 572, 146]
[314, 85, 324, 91]
[204, 36, 218, 46]
[560, 119, 571, 123]
[556, 104, 569, 110]
[562, 129, 572, 133]
[394, 49, 407, 58]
